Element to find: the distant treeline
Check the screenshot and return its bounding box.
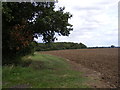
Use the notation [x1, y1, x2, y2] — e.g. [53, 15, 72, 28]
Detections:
[87, 46, 120, 49]
[35, 42, 87, 51]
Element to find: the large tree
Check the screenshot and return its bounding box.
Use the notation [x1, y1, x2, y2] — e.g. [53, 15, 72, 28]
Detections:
[2, 2, 73, 65]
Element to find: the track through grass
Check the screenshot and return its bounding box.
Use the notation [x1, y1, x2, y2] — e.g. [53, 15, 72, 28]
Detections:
[3, 52, 89, 88]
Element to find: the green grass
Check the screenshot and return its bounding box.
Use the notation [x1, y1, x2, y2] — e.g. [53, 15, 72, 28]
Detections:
[2, 52, 89, 88]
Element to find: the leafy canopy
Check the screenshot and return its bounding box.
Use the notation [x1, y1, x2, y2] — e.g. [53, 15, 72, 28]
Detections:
[2, 2, 73, 65]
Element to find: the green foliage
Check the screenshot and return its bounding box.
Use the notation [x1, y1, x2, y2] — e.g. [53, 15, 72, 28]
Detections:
[111, 45, 115, 48]
[2, 2, 73, 65]
[35, 42, 87, 51]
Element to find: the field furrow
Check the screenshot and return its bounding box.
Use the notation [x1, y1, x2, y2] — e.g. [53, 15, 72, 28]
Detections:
[41, 48, 118, 87]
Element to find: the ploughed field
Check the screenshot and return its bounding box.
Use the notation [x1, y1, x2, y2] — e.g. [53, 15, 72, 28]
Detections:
[41, 48, 118, 87]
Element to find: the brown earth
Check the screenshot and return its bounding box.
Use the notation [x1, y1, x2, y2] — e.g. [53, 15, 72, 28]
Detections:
[40, 48, 119, 88]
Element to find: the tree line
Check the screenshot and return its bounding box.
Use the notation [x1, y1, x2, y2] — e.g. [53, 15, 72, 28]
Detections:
[35, 42, 87, 51]
[87, 45, 119, 49]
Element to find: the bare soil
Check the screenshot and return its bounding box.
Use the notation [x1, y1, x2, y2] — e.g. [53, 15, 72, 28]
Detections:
[40, 48, 119, 88]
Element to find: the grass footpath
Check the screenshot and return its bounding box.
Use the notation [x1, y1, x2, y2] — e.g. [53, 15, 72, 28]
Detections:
[3, 52, 89, 88]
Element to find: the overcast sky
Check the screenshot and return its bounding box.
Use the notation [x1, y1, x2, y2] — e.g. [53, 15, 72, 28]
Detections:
[35, 0, 119, 47]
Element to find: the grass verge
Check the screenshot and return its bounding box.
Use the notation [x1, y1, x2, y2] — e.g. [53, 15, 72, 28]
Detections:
[2, 52, 89, 88]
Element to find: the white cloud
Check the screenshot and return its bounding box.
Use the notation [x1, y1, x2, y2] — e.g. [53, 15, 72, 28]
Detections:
[54, 0, 119, 47]
[36, 0, 119, 47]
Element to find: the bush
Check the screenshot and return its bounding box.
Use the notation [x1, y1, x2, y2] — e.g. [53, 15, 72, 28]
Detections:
[2, 42, 36, 65]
